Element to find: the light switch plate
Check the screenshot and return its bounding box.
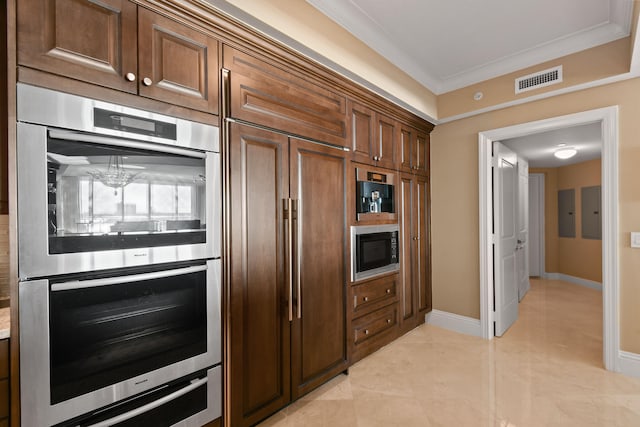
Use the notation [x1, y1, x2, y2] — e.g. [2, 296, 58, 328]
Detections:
[632, 232, 640, 248]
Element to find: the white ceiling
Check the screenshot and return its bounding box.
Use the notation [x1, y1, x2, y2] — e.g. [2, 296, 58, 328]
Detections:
[501, 122, 602, 168]
[306, 0, 634, 94]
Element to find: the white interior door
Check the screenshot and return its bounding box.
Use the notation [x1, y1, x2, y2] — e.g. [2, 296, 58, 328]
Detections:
[517, 159, 530, 301]
[493, 142, 519, 336]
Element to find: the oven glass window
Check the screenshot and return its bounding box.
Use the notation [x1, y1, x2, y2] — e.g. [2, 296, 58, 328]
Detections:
[47, 137, 207, 254]
[357, 233, 392, 273]
[48, 268, 208, 404]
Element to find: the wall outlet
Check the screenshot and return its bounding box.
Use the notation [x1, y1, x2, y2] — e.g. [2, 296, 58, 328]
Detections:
[632, 232, 640, 248]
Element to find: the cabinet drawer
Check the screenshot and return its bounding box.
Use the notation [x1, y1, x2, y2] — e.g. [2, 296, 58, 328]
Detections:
[352, 304, 397, 346]
[0, 340, 7, 379]
[352, 274, 397, 316]
[223, 46, 347, 147]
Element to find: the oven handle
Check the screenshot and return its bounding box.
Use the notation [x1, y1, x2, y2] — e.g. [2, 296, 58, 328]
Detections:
[48, 129, 207, 159]
[51, 265, 208, 292]
[85, 377, 208, 427]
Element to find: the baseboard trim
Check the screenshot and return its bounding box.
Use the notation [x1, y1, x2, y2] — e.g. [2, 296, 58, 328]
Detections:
[425, 309, 482, 338]
[618, 351, 640, 378]
[542, 272, 602, 291]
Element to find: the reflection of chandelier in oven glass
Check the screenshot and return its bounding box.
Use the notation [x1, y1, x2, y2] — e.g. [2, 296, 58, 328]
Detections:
[88, 156, 138, 194]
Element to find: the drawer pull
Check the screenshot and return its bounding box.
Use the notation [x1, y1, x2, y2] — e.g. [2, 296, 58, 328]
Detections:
[363, 296, 369, 302]
[142, 77, 153, 86]
[125, 72, 136, 82]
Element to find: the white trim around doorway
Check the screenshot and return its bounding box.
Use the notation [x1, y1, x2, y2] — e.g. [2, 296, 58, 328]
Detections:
[478, 106, 619, 372]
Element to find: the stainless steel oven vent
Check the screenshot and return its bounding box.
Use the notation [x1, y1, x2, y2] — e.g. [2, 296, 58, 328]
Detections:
[515, 65, 562, 94]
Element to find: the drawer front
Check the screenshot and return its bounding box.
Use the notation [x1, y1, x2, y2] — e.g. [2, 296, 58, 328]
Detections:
[352, 274, 397, 315]
[353, 304, 397, 345]
[223, 46, 347, 147]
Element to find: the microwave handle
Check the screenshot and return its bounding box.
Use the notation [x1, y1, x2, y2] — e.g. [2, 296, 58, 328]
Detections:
[48, 129, 207, 159]
[85, 377, 208, 427]
[51, 264, 208, 292]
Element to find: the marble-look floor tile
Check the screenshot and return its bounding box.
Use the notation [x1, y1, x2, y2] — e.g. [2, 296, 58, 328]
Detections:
[257, 279, 640, 426]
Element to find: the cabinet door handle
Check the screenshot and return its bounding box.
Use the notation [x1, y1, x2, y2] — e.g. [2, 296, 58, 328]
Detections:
[386, 289, 391, 294]
[125, 72, 136, 82]
[387, 319, 391, 324]
[285, 198, 293, 322]
[364, 329, 369, 335]
[363, 296, 369, 302]
[294, 199, 302, 319]
[142, 77, 153, 86]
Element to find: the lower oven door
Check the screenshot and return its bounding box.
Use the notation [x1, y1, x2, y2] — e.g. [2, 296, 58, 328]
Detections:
[19, 259, 221, 427]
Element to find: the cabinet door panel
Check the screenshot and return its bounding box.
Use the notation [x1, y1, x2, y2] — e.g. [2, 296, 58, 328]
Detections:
[375, 114, 397, 169]
[18, 0, 137, 93]
[138, 8, 219, 114]
[348, 101, 375, 163]
[228, 123, 290, 427]
[399, 126, 413, 173]
[224, 46, 347, 147]
[289, 138, 348, 399]
[398, 175, 416, 332]
[416, 176, 431, 313]
[415, 131, 430, 175]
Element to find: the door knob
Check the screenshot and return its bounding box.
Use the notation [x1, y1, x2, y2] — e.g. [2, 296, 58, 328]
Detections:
[125, 72, 136, 82]
[142, 77, 153, 86]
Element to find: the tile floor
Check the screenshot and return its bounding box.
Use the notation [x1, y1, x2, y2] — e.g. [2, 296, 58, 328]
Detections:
[257, 278, 640, 426]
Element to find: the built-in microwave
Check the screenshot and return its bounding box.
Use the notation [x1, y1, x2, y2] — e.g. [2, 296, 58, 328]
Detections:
[351, 224, 399, 282]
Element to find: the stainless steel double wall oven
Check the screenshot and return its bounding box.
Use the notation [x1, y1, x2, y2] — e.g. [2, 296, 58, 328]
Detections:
[16, 84, 222, 427]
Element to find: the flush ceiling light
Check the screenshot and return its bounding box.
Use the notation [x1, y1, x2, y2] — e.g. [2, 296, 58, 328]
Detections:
[554, 147, 577, 159]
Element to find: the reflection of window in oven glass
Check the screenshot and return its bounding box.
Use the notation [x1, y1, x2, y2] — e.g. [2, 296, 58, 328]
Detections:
[151, 184, 177, 217]
[123, 183, 149, 220]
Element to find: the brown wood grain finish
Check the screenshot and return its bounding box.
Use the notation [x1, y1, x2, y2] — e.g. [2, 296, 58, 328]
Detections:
[351, 273, 398, 316]
[0, 340, 7, 380]
[289, 139, 348, 399]
[138, 7, 219, 114]
[223, 46, 348, 146]
[416, 176, 432, 313]
[351, 304, 398, 362]
[399, 126, 413, 173]
[348, 100, 375, 163]
[375, 114, 397, 169]
[398, 176, 416, 330]
[17, 0, 138, 93]
[228, 123, 291, 427]
[0, 3, 7, 215]
[415, 131, 430, 176]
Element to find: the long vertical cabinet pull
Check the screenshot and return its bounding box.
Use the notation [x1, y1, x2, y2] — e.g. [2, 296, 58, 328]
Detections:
[285, 198, 294, 321]
[293, 199, 302, 319]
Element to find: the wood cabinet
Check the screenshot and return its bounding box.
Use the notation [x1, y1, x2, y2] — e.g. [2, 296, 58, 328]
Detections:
[398, 174, 432, 334]
[228, 122, 348, 427]
[0, 339, 8, 425]
[349, 274, 399, 363]
[17, 0, 219, 114]
[399, 123, 430, 175]
[348, 100, 398, 168]
[224, 46, 347, 147]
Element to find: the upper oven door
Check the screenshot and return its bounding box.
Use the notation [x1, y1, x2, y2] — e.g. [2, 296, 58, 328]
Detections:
[17, 123, 221, 279]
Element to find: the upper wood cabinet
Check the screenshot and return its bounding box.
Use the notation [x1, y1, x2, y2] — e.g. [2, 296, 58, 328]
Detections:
[399, 123, 430, 175]
[348, 100, 399, 169]
[17, 0, 219, 114]
[223, 46, 347, 147]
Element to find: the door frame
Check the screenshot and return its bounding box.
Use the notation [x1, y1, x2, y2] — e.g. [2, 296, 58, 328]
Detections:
[478, 106, 619, 371]
[528, 173, 545, 278]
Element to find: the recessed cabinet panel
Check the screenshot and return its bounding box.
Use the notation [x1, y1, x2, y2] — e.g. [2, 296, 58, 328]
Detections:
[558, 189, 576, 238]
[375, 115, 397, 169]
[349, 101, 375, 163]
[18, 0, 138, 93]
[581, 185, 602, 240]
[224, 46, 347, 146]
[138, 8, 219, 114]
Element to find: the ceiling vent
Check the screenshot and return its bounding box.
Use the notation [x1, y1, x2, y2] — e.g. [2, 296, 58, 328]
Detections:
[515, 66, 562, 94]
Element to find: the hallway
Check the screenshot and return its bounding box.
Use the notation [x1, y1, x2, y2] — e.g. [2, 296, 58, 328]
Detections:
[258, 278, 640, 426]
